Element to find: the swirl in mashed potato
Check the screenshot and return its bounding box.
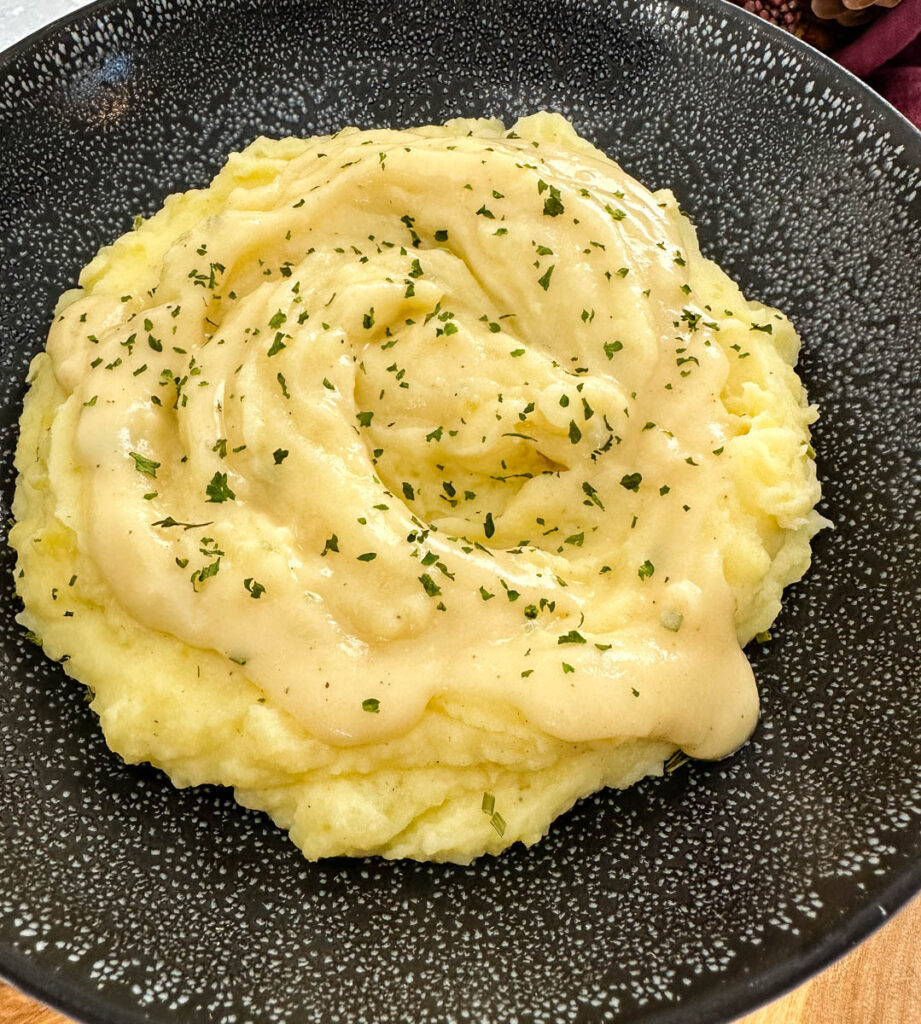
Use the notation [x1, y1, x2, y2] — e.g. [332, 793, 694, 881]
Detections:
[11, 113, 825, 861]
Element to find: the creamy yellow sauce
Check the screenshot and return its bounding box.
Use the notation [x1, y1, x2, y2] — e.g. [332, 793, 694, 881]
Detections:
[12, 114, 825, 861]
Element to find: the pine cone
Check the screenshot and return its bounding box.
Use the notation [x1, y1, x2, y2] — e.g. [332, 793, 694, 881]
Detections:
[740, 0, 805, 30]
[811, 0, 902, 27]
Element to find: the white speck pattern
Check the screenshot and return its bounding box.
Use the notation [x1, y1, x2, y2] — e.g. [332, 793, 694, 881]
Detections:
[0, 1, 919, 1023]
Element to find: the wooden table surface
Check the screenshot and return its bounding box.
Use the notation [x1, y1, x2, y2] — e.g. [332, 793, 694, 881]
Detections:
[2, 891, 919, 1023]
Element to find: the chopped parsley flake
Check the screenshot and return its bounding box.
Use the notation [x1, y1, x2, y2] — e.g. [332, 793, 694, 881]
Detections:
[362, 698, 381, 713]
[267, 332, 286, 357]
[129, 452, 159, 477]
[537, 265, 554, 291]
[541, 183, 564, 217]
[582, 481, 604, 509]
[419, 573, 441, 597]
[206, 472, 236, 503]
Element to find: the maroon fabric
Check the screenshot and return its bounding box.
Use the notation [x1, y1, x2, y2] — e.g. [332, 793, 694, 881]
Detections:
[835, 0, 921, 128]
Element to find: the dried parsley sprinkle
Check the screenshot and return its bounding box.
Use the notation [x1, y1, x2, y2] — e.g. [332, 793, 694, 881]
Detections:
[537, 265, 554, 291]
[582, 482, 604, 509]
[244, 578, 266, 599]
[538, 182, 564, 217]
[638, 560, 655, 580]
[153, 517, 214, 530]
[484, 511, 496, 538]
[356, 411, 374, 427]
[620, 472, 642, 492]
[434, 229, 449, 242]
[129, 452, 159, 477]
[191, 558, 220, 589]
[206, 472, 235, 503]
[357, 552, 377, 562]
[561, 662, 575, 674]
[568, 421, 582, 444]
[362, 698, 381, 713]
[603, 340, 623, 359]
[269, 310, 286, 329]
[419, 574, 441, 597]
[363, 308, 375, 329]
[321, 535, 339, 556]
[273, 448, 289, 464]
[558, 630, 586, 645]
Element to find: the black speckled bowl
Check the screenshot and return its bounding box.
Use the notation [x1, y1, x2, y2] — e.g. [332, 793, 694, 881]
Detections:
[1, 2, 920, 1022]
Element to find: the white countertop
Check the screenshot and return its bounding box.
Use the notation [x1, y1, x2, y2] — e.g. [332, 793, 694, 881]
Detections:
[0, 0, 95, 54]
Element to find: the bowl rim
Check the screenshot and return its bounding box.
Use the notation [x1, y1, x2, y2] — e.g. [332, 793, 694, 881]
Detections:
[0, 2, 919, 1023]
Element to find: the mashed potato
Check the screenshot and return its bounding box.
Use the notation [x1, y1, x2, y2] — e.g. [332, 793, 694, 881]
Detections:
[10, 113, 825, 862]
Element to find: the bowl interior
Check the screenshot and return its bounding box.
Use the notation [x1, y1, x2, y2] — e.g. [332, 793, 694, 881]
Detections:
[1, 2, 920, 1023]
